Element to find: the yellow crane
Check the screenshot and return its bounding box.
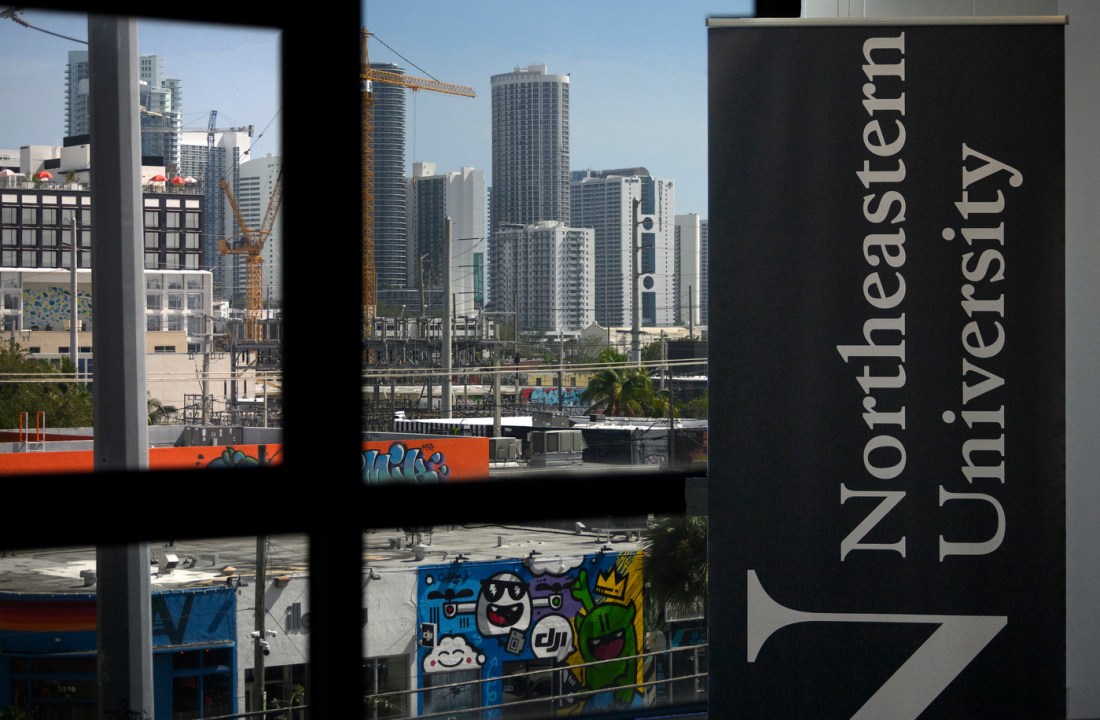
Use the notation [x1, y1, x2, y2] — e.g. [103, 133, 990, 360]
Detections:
[360, 28, 476, 336]
[219, 167, 283, 342]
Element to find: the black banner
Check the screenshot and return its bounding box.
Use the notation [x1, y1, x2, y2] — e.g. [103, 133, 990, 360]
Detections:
[707, 19, 1065, 719]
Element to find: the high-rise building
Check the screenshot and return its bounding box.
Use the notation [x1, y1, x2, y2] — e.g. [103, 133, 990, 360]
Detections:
[238, 154, 283, 308]
[488, 222, 593, 334]
[674, 213, 703, 329]
[572, 169, 676, 327]
[699, 218, 709, 327]
[371, 63, 409, 293]
[66, 51, 182, 169]
[489, 64, 571, 230]
[407, 163, 487, 319]
[179, 129, 252, 302]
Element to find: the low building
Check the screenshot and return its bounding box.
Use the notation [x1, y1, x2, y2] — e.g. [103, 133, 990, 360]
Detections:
[0, 522, 706, 719]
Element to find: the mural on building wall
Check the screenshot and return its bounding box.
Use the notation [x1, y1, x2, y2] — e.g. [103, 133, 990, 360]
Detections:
[361, 438, 489, 484]
[417, 551, 646, 717]
[22, 286, 91, 331]
[0, 444, 283, 475]
[520, 387, 584, 407]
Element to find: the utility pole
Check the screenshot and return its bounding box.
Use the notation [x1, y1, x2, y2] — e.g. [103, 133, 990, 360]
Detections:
[631, 197, 652, 366]
[69, 215, 78, 378]
[442, 218, 453, 417]
[254, 536, 268, 716]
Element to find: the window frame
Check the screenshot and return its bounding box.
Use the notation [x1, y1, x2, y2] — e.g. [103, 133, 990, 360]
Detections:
[10, 6, 699, 720]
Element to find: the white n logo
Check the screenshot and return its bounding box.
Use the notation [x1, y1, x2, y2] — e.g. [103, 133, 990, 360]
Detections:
[747, 570, 1006, 719]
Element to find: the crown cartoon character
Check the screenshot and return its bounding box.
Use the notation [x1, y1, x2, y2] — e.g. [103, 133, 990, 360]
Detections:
[594, 567, 627, 601]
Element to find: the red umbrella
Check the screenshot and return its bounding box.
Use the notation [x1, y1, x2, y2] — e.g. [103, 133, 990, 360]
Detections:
[149, 174, 167, 182]
[170, 176, 186, 185]
[34, 170, 52, 180]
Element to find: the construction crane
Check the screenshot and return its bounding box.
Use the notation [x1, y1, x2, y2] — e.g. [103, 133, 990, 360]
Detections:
[219, 166, 283, 342]
[360, 28, 476, 338]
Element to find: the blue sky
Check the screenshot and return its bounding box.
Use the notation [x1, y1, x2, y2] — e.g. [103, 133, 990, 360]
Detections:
[362, 0, 755, 219]
[0, 9, 281, 160]
[2, 2, 757, 218]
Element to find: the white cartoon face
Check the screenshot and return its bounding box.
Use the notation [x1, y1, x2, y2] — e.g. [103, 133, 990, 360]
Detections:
[476, 572, 532, 636]
[422, 635, 485, 673]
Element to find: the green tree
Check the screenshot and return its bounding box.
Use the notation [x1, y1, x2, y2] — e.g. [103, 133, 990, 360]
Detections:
[596, 347, 626, 364]
[678, 388, 708, 419]
[642, 515, 708, 631]
[0, 344, 93, 428]
[641, 341, 664, 362]
[581, 365, 655, 416]
[147, 396, 179, 425]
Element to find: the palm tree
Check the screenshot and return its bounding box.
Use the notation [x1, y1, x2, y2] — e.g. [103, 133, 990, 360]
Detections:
[580, 365, 654, 416]
[642, 515, 708, 630]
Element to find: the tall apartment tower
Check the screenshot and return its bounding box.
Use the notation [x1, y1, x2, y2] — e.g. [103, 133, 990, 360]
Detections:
[572, 169, 676, 327]
[238, 154, 283, 307]
[699, 219, 709, 327]
[179, 129, 252, 302]
[407, 163, 487, 318]
[489, 64, 571, 230]
[66, 51, 182, 169]
[371, 63, 409, 294]
[488, 222, 594, 334]
[674, 213, 703, 330]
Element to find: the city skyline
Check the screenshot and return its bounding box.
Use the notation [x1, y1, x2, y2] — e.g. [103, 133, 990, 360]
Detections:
[362, 0, 756, 220]
[0, 9, 281, 160]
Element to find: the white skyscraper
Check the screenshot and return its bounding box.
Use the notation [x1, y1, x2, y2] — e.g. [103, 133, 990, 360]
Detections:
[490, 64, 571, 230]
[675, 213, 704, 329]
[407, 163, 487, 318]
[238, 154, 283, 307]
[572, 169, 676, 328]
[66, 51, 182, 168]
[488, 221, 594, 334]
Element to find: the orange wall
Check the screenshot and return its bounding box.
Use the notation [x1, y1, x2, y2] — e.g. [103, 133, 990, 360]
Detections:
[0, 444, 283, 475]
[362, 437, 489, 483]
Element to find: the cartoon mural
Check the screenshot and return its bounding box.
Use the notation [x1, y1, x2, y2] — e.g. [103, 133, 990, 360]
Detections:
[417, 551, 646, 718]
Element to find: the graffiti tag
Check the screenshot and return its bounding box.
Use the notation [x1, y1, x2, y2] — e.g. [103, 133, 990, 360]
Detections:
[362, 442, 450, 484]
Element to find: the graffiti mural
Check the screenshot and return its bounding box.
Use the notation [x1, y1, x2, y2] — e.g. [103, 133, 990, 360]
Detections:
[520, 387, 585, 407]
[417, 552, 646, 717]
[362, 442, 449, 484]
[360, 438, 489, 484]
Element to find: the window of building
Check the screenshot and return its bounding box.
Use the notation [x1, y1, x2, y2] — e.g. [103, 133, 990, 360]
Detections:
[183, 254, 199, 269]
[154, 345, 176, 353]
[170, 647, 232, 719]
[144, 210, 160, 227]
[145, 231, 160, 248]
[147, 293, 162, 310]
[166, 212, 181, 229]
[146, 274, 163, 290]
[21, 207, 37, 225]
[145, 252, 160, 269]
[147, 315, 162, 331]
[1, 229, 14, 245]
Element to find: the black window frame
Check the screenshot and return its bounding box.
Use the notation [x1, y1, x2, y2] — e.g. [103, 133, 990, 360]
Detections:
[12, 3, 701, 720]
